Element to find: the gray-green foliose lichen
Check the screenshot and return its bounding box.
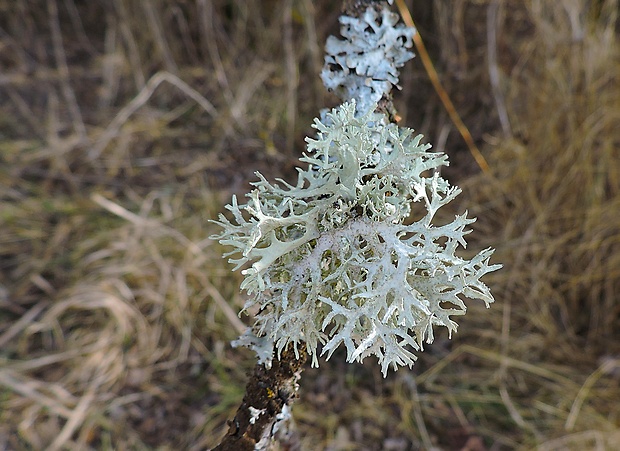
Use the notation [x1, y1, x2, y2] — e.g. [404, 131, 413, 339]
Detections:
[212, 102, 501, 376]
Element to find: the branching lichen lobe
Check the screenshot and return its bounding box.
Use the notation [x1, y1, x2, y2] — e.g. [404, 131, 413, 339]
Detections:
[213, 102, 500, 376]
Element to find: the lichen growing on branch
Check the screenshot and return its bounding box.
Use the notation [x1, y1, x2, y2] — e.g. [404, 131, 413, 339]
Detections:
[321, 5, 415, 116]
[212, 102, 500, 376]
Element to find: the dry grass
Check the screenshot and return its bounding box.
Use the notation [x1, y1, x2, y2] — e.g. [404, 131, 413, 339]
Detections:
[0, 0, 618, 449]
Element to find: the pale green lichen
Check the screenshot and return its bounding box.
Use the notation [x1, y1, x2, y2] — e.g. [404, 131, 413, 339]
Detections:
[321, 6, 415, 116]
[211, 101, 501, 376]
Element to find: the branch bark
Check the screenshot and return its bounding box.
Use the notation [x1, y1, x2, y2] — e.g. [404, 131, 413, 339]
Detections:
[212, 344, 307, 451]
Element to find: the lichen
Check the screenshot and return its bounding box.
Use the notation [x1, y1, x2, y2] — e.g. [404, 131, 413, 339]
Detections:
[321, 5, 415, 116]
[212, 101, 501, 376]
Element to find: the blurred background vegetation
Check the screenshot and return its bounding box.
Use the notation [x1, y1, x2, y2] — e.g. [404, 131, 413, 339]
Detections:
[0, 0, 618, 449]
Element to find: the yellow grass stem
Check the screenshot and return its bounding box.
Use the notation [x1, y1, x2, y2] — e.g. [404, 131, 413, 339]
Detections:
[395, 0, 491, 173]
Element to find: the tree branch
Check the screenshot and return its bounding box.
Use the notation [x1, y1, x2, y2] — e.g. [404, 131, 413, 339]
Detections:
[213, 344, 307, 451]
